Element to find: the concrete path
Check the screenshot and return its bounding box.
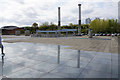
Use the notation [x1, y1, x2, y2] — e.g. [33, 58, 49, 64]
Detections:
[3, 36, 118, 53]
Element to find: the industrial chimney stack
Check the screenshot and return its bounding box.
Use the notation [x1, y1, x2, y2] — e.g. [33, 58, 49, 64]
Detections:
[118, 1, 120, 24]
[58, 7, 61, 37]
[78, 4, 81, 35]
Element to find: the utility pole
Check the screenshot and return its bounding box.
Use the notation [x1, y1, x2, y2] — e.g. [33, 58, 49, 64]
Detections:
[58, 7, 61, 37]
[78, 4, 81, 35]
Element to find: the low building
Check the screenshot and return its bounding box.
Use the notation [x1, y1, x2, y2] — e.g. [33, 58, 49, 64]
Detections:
[1, 26, 24, 35]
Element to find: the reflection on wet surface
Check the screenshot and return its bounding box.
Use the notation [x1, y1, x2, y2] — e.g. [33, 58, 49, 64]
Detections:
[0, 42, 119, 78]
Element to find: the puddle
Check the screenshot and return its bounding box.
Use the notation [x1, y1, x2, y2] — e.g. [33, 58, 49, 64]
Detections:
[0, 42, 119, 78]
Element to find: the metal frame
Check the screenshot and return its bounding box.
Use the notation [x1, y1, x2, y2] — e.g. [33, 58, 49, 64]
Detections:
[36, 29, 77, 37]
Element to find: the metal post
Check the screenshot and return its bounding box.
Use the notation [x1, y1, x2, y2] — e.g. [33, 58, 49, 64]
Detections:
[58, 45, 60, 64]
[66, 31, 68, 37]
[78, 4, 81, 35]
[47, 32, 49, 37]
[58, 7, 61, 37]
[77, 50, 80, 68]
[56, 32, 58, 37]
[73, 31, 75, 36]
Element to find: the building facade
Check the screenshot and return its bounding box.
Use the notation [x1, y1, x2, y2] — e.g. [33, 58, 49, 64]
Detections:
[1, 26, 24, 35]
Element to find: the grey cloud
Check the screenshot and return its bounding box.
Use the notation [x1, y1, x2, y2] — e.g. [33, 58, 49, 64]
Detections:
[71, 8, 78, 14]
[40, 5, 51, 10]
[0, 1, 118, 27]
[0, 15, 40, 26]
[83, 9, 94, 14]
[23, 7, 39, 18]
[62, 16, 78, 25]
[14, 0, 25, 4]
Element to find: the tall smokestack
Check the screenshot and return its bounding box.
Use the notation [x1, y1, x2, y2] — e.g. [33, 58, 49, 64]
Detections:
[58, 7, 61, 36]
[78, 4, 81, 35]
[118, 1, 120, 24]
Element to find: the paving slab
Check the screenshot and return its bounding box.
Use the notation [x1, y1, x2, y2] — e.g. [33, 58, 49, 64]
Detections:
[6, 57, 43, 68]
[85, 62, 111, 74]
[46, 57, 70, 64]
[61, 59, 88, 68]
[40, 72, 64, 78]
[111, 74, 120, 78]
[28, 62, 61, 73]
[112, 64, 119, 75]
[7, 68, 46, 78]
[0, 60, 25, 77]
[78, 69, 111, 78]
[91, 57, 111, 65]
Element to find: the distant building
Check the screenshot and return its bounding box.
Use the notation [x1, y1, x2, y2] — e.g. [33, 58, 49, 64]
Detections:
[0, 26, 24, 35]
[85, 18, 91, 24]
[118, 1, 120, 24]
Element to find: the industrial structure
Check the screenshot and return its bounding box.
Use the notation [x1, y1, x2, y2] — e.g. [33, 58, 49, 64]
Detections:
[58, 7, 61, 37]
[118, 1, 120, 24]
[36, 29, 77, 37]
[36, 4, 81, 37]
[0, 4, 82, 37]
[78, 4, 81, 35]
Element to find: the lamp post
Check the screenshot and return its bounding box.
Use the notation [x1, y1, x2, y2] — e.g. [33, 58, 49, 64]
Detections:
[78, 4, 81, 35]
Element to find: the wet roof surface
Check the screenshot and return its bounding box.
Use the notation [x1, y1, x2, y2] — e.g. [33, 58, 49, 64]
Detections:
[0, 42, 119, 78]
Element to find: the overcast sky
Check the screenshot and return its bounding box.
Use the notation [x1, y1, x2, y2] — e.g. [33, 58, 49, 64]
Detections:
[0, 0, 119, 27]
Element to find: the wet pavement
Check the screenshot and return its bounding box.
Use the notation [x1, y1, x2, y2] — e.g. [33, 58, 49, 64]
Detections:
[0, 42, 119, 78]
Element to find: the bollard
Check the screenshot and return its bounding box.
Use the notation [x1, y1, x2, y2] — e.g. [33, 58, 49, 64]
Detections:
[77, 50, 80, 68]
[88, 29, 93, 38]
[66, 31, 68, 37]
[58, 45, 60, 64]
